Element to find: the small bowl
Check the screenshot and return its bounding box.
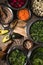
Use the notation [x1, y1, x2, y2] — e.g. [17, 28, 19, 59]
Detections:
[6, 46, 28, 65]
[29, 0, 43, 18]
[17, 8, 31, 21]
[23, 39, 33, 50]
[6, 0, 28, 10]
[0, 3, 13, 25]
[28, 45, 43, 65]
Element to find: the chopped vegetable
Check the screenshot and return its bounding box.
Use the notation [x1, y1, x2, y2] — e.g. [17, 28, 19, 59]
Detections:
[0, 29, 9, 35]
[2, 35, 11, 43]
[30, 20, 43, 43]
[9, 49, 26, 65]
[31, 47, 43, 65]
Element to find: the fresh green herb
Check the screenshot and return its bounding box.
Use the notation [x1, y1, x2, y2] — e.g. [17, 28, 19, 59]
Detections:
[9, 49, 26, 65]
[31, 47, 43, 65]
[30, 20, 43, 42]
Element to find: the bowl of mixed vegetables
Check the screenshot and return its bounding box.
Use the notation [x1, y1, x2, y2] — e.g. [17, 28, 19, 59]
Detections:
[6, 47, 27, 65]
[29, 46, 43, 65]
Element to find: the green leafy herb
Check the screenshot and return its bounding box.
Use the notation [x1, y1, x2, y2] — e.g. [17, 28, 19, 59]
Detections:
[30, 20, 43, 42]
[9, 49, 26, 65]
[31, 47, 43, 65]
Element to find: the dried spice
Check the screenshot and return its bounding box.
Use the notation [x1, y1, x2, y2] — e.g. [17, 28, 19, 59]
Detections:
[17, 9, 31, 21]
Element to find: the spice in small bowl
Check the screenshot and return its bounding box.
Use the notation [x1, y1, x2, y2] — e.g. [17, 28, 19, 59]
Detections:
[0, 4, 13, 24]
[17, 9, 31, 21]
[23, 39, 33, 50]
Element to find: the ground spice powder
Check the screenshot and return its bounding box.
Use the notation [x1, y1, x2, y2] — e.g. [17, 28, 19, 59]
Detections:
[18, 9, 31, 21]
